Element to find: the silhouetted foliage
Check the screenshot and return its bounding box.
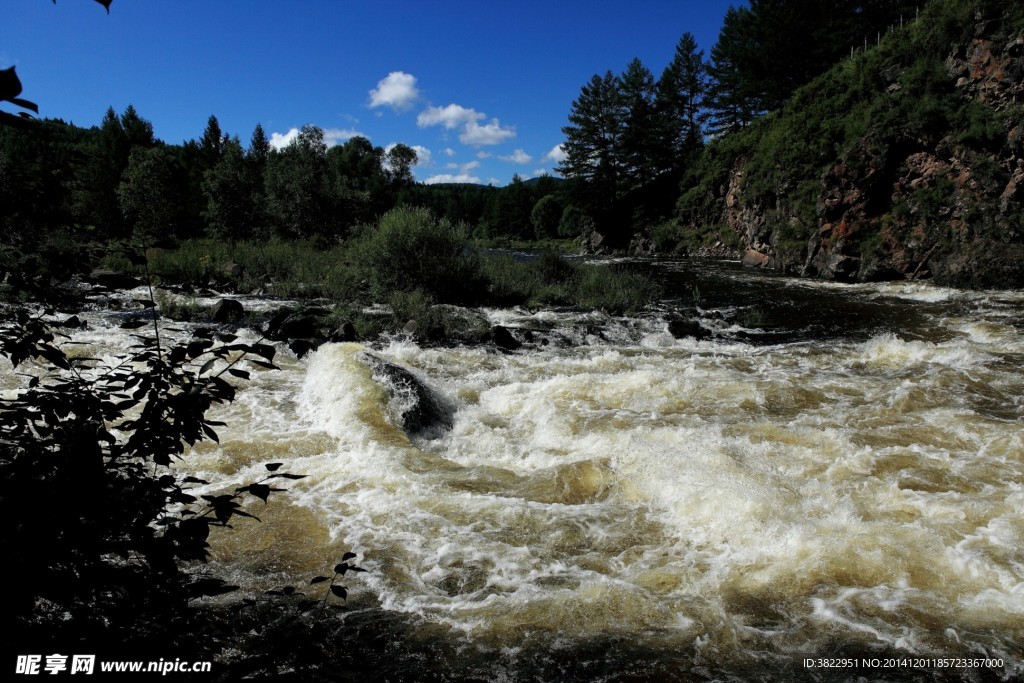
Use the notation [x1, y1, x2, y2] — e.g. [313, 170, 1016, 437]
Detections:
[0, 282, 311, 656]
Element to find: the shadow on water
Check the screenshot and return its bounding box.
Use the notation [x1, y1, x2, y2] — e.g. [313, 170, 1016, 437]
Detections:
[629, 257, 948, 345]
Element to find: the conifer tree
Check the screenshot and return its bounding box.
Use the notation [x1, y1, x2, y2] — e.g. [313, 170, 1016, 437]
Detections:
[617, 58, 659, 187]
[655, 32, 708, 168]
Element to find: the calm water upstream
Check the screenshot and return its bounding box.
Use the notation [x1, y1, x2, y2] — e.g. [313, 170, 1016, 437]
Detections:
[23, 259, 1024, 680]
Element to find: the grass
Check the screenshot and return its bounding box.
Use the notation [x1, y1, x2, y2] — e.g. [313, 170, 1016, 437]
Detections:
[96, 208, 662, 323]
[104, 239, 360, 300]
[481, 250, 660, 315]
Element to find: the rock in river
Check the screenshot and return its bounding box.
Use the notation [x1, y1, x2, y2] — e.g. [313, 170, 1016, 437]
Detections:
[357, 352, 454, 436]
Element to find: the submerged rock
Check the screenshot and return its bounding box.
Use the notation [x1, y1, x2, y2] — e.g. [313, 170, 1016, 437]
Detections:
[358, 352, 454, 435]
[211, 298, 244, 323]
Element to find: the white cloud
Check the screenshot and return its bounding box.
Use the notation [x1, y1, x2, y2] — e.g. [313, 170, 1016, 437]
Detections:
[499, 149, 532, 164]
[543, 144, 567, 164]
[417, 103, 483, 130]
[443, 147, 456, 157]
[532, 168, 550, 177]
[445, 160, 479, 174]
[411, 145, 431, 166]
[270, 127, 363, 150]
[269, 128, 300, 150]
[369, 71, 420, 111]
[487, 177, 501, 186]
[418, 103, 515, 147]
[324, 128, 364, 147]
[476, 151, 491, 159]
[461, 118, 515, 146]
[422, 173, 481, 185]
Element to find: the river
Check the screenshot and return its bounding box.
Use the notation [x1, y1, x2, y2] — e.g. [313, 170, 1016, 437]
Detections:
[34, 260, 1024, 680]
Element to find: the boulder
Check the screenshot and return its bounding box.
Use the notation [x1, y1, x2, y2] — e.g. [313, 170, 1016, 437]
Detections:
[667, 316, 707, 340]
[430, 305, 491, 344]
[491, 325, 521, 351]
[741, 248, 771, 268]
[358, 352, 453, 435]
[88, 269, 143, 291]
[329, 321, 358, 343]
[211, 298, 244, 323]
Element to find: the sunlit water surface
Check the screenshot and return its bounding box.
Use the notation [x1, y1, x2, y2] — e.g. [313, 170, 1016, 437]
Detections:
[19, 261, 1024, 680]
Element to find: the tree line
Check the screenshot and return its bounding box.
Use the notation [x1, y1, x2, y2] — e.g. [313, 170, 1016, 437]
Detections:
[0, 108, 422, 250]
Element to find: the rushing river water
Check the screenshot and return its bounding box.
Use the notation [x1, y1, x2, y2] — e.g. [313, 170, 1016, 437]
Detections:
[18, 259, 1024, 680]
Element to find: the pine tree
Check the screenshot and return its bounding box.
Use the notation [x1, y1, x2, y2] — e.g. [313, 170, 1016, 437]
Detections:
[655, 32, 707, 169]
[120, 104, 155, 148]
[617, 58, 659, 188]
[558, 70, 624, 196]
[199, 114, 224, 168]
[705, 6, 765, 136]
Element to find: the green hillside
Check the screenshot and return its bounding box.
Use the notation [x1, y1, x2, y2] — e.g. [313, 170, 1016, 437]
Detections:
[671, 0, 1024, 287]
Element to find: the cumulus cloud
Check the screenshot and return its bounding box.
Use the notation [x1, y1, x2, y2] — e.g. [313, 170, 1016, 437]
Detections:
[499, 149, 532, 164]
[369, 71, 420, 111]
[418, 103, 515, 147]
[269, 128, 300, 150]
[476, 151, 491, 159]
[324, 128, 364, 146]
[422, 173, 481, 185]
[543, 144, 567, 164]
[443, 147, 456, 157]
[417, 103, 482, 130]
[461, 118, 515, 146]
[269, 127, 364, 150]
[532, 168, 551, 177]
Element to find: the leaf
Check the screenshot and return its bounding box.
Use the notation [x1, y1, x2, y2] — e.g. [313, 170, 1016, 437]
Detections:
[0, 66, 23, 101]
[330, 585, 348, 600]
[342, 552, 357, 562]
[248, 483, 271, 502]
[310, 576, 330, 585]
[250, 360, 280, 370]
[334, 563, 350, 575]
[227, 368, 249, 380]
[269, 473, 308, 480]
[253, 344, 276, 361]
[282, 586, 295, 596]
[8, 97, 39, 114]
[199, 358, 216, 376]
[182, 476, 209, 485]
[200, 423, 219, 443]
[264, 462, 283, 472]
[95, 0, 112, 13]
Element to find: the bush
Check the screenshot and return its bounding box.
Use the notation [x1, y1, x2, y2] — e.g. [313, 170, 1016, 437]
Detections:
[350, 206, 485, 304]
[0, 302, 305, 656]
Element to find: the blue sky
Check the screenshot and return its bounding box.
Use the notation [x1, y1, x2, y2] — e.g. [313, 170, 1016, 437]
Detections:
[5, 0, 736, 185]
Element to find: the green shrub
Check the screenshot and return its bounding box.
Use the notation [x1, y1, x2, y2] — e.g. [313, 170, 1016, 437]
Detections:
[350, 207, 484, 304]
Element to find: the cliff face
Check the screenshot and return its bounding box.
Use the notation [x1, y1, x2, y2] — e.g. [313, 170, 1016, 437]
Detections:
[690, 1, 1024, 289]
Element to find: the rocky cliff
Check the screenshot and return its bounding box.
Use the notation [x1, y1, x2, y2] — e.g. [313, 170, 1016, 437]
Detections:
[679, 0, 1024, 289]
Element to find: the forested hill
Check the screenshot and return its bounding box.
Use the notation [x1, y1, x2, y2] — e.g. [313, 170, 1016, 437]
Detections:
[670, 0, 1024, 288]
